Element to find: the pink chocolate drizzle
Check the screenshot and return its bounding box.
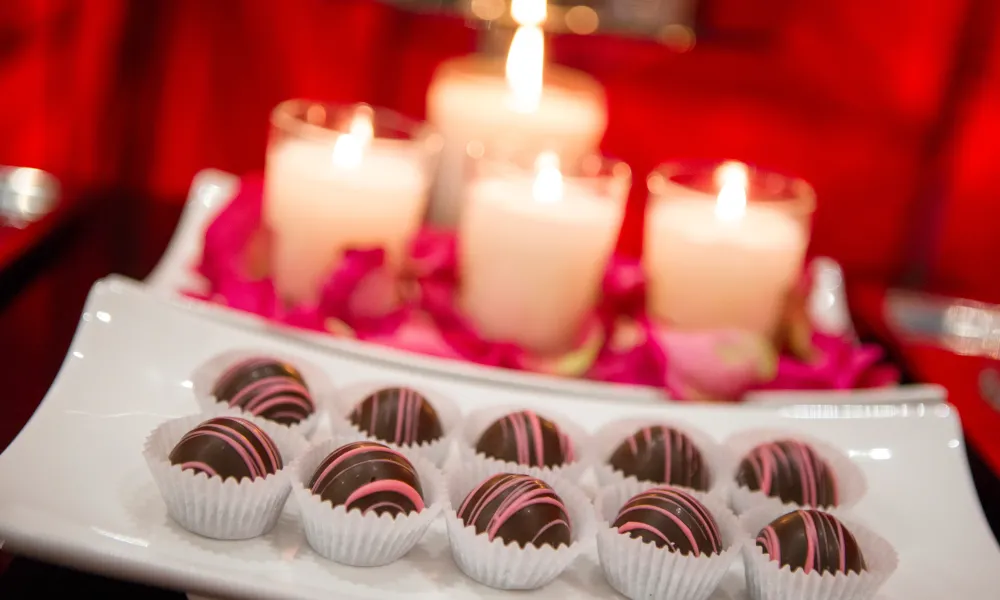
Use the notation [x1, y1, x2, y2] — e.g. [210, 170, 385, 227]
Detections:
[217, 358, 314, 420]
[744, 440, 838, 506]
[756, 510, 850, 575]
[311, 442, 424, 514]
[175, 416, 281, 478]
[614, 487, 721, 556]
[624, 426, 701, 486]
[458, 473, 571, 543]
[494, 410, 575, 467]
[351, 387, 430, 446]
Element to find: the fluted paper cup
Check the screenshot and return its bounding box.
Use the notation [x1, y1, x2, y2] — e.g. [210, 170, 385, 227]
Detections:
[290, 436, 447, 567]
[331, 380, 459, 467]
[595, 480, 748, 600]
[589, 418, 733, 497]
[725, 430, 867, 514]
[191, 348, 336, 438]
[740, 504, 898, 600]
[143, 408, 308, 540]
[444, 467, 596, 590]
[458, 405, 589, 484]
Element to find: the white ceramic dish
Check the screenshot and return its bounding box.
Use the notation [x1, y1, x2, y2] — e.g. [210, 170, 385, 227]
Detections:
[142, 169, 947, 407]
[2, 276, 995, 599]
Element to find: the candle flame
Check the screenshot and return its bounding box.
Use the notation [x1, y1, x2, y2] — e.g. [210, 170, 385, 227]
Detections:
[506, 0, 547, 113]
[714, 161, 748, 222]
[332, 105, 374, 169]
[532, 151, 563, 204]
[511, 0, 547, 25]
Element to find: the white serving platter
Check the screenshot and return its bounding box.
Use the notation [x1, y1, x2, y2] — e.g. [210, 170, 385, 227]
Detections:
[1, 276, 995, 599]
[142, 169, 947, 407]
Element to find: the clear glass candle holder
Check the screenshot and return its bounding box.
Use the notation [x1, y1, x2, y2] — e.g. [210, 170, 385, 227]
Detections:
[458, 150, 631, 354]
[644, 160, 815, 335]
[425, 55, 608, 228]
[264, 100, 442, 306]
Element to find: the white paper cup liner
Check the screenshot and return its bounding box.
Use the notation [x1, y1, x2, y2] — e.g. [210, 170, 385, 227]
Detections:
[290, 436, 448, 567]
[740, 504, 898, 600]
[330, 380, 459, 467]
[444, 467, 596, 590]
[589, 418, 733, 498]
[725, 430, 867, 514]
[143, 408, 308, 540]
[595, 480, 748, 600]
[191, 348, 336, 438]
[459, 405, 589, 484]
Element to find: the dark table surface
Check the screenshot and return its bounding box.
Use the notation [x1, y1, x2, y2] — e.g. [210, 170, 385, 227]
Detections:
[0, 557, 183, 598]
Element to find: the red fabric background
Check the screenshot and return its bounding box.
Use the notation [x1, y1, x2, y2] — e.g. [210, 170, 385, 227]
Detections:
[1, 0, 999, 464]
[1, 0, 989, 278]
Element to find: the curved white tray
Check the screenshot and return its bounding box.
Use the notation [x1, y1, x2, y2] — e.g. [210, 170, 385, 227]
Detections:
[0, 276, 996, 599]
[143, 169, 946, 406]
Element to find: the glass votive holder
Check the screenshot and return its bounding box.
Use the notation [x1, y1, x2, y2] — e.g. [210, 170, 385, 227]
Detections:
[644, 160, 815, 336]
[264, 100, 442, 306]
[458, 150, 631, 355]
[426, 55, 608, 228]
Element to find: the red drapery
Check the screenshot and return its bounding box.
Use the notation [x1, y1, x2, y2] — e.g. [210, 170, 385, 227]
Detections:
[3, 0, 994, 285]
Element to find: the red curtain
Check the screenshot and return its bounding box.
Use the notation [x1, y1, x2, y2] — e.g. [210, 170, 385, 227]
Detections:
[2, 0, 990, 284]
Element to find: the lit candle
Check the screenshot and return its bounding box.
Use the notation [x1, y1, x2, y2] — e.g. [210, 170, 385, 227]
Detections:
[426, 0, 607, 227]
[459, 152, 629, 354]
[644, 161, 812, 335]
[264, 102, 437, 306]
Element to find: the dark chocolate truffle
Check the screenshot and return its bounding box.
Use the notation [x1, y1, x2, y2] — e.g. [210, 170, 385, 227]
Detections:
[349, 387, 443, 446]
[611, 486, 723, 556]
[608, 425, 710, 490]
[475, 410, 575, 468]
[168, 416, 283, 481]
[309, 441, 424, 516]
[457, 473, 571, 549]
[756, 509, 866, 575]
[212, 357, 314, 425]
[735, 440, 838, 507]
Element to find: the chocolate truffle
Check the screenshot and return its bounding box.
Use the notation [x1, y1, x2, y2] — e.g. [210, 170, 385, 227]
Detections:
[212, 357, 314, 425]
[612, 486, 723, 556]
[475, 410, 575, 468]
[309, 441, 424, 517]
[756, 509, 866, 575]
[349, 387, 443, 446]
[168, 416, 283, 481]
[608, 425, 710, 490]
[735, 440, 838, 507]
[457, 473, 571, 549]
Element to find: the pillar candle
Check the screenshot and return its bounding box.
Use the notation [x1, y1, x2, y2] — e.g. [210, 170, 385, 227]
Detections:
[644, 162, 812, 335]
[264, 103, 434, 306]
[426, 56, 606, 228]
[459, 154, 628, 354]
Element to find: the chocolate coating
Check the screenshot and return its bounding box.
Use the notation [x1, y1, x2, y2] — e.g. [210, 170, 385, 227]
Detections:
[735, 440, 838, 507]
[457, 473, 571, 549]
[168, 416, 283, 482]
[475, 410, 575, 468]
[309, 441, 424, 516]
[349, 387, 443, 446]
[212, 357, 314, 425]
[608, 425, 710, 490]
[756, 509, 866, 575]
[611, 486, 723, 556]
